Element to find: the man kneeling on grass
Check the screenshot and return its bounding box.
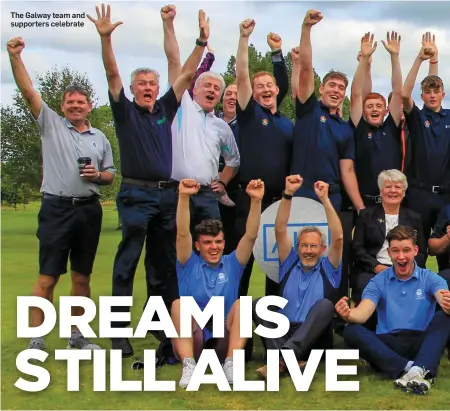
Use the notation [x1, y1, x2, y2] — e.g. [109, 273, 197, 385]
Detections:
[253, 176, 344, 379]
[336, 225, 450, 395]
[171, 178, 264, 388]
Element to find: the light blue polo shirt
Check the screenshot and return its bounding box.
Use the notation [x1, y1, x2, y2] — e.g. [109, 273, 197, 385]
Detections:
[176, 251, 245, 319]
[279, 249, 342, 323]
[362, 264, 448, 334]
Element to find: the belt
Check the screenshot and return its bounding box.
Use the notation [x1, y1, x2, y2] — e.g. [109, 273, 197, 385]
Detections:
[410, 182, 450, 194]
[43, 193, 99, 205]
[363, 194, 382, 204]
[123, 177, 178, 189]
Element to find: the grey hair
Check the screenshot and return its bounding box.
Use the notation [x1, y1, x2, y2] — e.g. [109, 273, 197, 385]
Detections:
[377, 169, 408, 191]
[130, 68, 160, 84]
[194, 71, 226, 95]
[297, 226, 327, 246]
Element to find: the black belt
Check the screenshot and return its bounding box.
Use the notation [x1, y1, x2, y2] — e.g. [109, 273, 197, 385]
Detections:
[43, 193, 99, 205]
[363, 194, 382, 204]
[123, 177, 178, 189]
[410, 182, 450, 194]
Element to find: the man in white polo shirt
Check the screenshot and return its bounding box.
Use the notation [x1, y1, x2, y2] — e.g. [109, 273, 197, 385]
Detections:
[171, 71, 240, 226]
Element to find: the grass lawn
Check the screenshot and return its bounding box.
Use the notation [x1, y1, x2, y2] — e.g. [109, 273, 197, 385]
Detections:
[1, 203, 449, 410]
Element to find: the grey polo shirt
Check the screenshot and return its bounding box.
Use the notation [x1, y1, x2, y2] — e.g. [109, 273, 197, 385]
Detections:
[36, 101, 116, 197]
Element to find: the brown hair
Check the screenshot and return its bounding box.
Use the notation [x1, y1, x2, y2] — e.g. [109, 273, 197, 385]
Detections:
[322, 71, 348, 88]
[62, 84, 91, 103]
[194, 219, 223, 240]
[364, 92, 386, 107]
[386, 225, 417, 246]
[251, 71, 277, 88]
[421, 75, 444, 92]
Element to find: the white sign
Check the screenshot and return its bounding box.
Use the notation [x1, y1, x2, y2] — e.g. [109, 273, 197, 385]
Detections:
[253, 197, 330, 282]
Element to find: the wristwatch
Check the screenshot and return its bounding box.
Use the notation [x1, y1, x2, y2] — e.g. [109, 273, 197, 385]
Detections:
[271, 49, 283, 62]
[282, 190, 293, 200]
[196, 39, 208, 47]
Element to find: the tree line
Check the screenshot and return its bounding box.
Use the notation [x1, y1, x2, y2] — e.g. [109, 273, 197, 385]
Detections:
[1, 45, 350, 207]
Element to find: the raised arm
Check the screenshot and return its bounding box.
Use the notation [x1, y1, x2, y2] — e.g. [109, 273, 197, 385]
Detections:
[314, 182, 343, 268]
[7, 37, 42, 119]
[335, 297, 377, 324]
[267, 32, 288, 105]
[236, 19, 255, 110]
[423, 32, 439, 76]
[176, 179, 200, 264]
[275, 175, 303, 264]
[382, 31, 402, 126]
[235, 180, 264, 266]
[297, 9, 322, 103]
[188, 47, 215, 97]
[88, 4, 124, 102]
[350, 33, 377, 126]
[160, 4, 181, 85]
[356, 52, 373, 101]
[290, 47, 300, 100]
[401, 39, 434, 114]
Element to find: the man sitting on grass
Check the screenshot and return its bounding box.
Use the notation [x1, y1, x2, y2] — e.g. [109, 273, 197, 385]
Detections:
[336, 225, 450, 395]
[170, 178, 264, 388]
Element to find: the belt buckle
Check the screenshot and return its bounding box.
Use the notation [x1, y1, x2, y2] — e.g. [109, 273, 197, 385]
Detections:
[375, 196, 382, 204]
[72, 197, 77, 205]
[432, 186, 440, 194]
[157, 181, 166, 189]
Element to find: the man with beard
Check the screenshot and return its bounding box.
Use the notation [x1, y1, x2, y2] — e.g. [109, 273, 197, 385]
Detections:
[253, 176, 343, 379]
[351, 32, 403, 207]
[401, 36, 450, 255]
[89, 4, 206, 357]
[337, 226, 450, 395]
[235, 19, 294, 296]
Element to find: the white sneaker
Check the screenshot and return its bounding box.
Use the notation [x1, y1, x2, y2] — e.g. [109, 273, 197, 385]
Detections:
[223, 358, 233, 384]
[394, 366, 431, 394]
[179, 357, 196, 388]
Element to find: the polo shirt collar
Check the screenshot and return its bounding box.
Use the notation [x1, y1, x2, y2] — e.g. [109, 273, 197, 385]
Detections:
[388, 263, 419, 281]
[200, 255, 224, 268]
[64, 118, 95, 134]
[422, 105, 447, 117]
[132, 99, 160, 114]
[295, 256, 323, 273]
[319, 100, 346, 123]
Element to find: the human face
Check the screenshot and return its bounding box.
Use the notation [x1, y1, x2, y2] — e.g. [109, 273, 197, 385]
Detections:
[252, 75, 279, 111]
[297, 232, 326, 270]
[61, 92, 92, 124]
[363, 98, 387, 127]
[193, 76, 222, 112]
[380, 179, 405, 207]
[223, 85, 237, 117]
[131, 72, 160, 109]
[421, 87, 445, 112]
[195, 232, 225, 265]
[319, 78, 347, 112]
[388, 239, 418, 279]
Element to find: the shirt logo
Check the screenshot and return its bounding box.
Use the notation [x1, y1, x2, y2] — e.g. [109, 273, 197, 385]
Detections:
[92, 142, 97, 148]
[217, 272, 227, 284]
[157, 117, 167, 125]
[446, 125, 450, 128]
[424, 120, 430, 128]
[320, 116, 326, 123]
[368, 132, 372, 138]
[415, 288, 424, 300]
[262, 118, 268, 126]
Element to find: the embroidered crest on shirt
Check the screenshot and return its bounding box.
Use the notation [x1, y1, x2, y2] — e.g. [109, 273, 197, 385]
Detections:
[92, 142, 97, 148]
[320, 116, 326, 123]
[262, 118, 268, 126]
[424, 120, 430, 128]
[217, 272, 227, 284]
[415, 288, 424, 300]
[368, 132, 372, 139]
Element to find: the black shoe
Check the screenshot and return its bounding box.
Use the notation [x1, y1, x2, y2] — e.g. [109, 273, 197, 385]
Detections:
[111, 338, 134, 358]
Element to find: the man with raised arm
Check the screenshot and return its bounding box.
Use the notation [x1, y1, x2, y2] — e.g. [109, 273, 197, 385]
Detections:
[337, 226, 450, 395]
[351, 32, 403, 207]
[253, 176, 343, 379]
[88, 3, 204, 357]
[401, 34, 450, 250]
[171, 178, 264, 387]
[7, 36, 116, 352]
[235, 18, 294, 297]
[293, 9, 363, 213]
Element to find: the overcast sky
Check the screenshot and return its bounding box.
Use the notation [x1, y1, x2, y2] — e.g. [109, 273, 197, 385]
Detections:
[2, 1, 450, 107]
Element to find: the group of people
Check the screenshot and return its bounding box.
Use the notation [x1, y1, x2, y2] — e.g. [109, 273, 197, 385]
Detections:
[7, 3, 450, 395]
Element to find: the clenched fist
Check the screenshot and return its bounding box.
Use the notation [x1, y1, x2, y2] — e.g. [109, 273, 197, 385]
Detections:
[285, 175, 303, 196]
[267, 32, 282, 51]
[246, 179, 265, 200]
[303, 9, 322, 27]
[7, 37, 25, 55]
[160, 4, 176, 21]
[240, 19, 255, 38]
[179, 179, 200, 196]
[314, 181, 329, 201]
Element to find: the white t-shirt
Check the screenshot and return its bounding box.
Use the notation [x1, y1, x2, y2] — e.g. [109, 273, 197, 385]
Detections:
[171, 91, 240, 185]
[376, 214, 399, 265]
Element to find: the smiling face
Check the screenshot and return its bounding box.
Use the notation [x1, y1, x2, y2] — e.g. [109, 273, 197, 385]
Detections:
[319, 75, 347, 113]
[195, 232, 225, 265]
[380, 179, 405, 207]
[363, 96, 388, 127]
[252, 73, 279, 111]
[131, 72, 160, 110]
[61, 91, 92, 124]
[193, 76, 222, 112]
[223, 84, 237, 117]
[297, 231, 326, 270]
[388, 238, 418, 279]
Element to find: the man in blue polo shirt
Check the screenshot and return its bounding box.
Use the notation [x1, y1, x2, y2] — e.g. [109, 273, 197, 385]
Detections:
[89, 4, 208, 356]
[253, 176, 343, 379]
[401, 38, 450, 248]
[337, 225, 450, 395]
[351, 32, 403, 207]
[235, 18, 294, 297]
[171, 178, 264, 388]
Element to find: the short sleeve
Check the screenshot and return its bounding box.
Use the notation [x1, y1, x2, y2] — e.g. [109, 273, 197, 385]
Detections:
[337, 124, 355, 160]
[425, 270, 448, 296]
[176, 252, 197, 283]
[100, 135, 116, 174]
[403, 103, 422, 141]
[223, 251, 246, 284]
[35, 101, 62, 139]
[295, 92, 318, 119]
[158, 87, 180, 124]
[236, 97, 256, 126]
[322, 257, 342, 288]
[109, 87, 131, 126]
[361, 276, 382, 306]
[279, 248, 298, 283]
[221, 124, 240, 167]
